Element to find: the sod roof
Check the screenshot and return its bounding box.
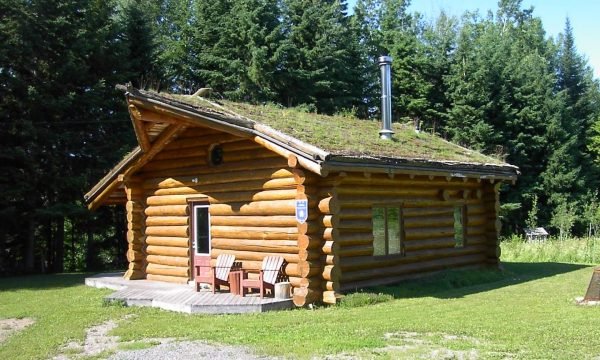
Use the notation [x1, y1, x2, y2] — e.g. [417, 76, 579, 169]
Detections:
[155, 92, 509, 166]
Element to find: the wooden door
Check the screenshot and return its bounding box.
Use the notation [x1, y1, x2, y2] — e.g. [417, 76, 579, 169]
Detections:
[191, 203, 211, 279]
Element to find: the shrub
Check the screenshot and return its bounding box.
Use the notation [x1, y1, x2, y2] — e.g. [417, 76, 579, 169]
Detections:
[337, 291, 393, 308]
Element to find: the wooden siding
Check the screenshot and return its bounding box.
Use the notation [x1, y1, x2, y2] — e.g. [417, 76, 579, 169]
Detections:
[321, 173, 499, 297]
[131, 125, 311, 295]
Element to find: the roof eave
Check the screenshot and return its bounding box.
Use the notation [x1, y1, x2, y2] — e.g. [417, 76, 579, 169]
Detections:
[322, 156, 519, 182]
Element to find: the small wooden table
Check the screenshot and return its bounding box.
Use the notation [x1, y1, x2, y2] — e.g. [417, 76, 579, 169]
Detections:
[228, 270, 242, 295]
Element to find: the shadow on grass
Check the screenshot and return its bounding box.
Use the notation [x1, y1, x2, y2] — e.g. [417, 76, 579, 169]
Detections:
[0, 273, 89, 291]
[354, 262, 589, 300]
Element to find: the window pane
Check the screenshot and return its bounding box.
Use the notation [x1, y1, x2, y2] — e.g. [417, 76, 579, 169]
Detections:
[387, 207, 401, 254]
[454, 206, 464, 248]
[195, 206, 210, 254]
[372, 207, 386, 256]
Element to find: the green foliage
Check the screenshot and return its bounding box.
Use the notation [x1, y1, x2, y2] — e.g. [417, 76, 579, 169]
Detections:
[550, 197, 578, 241]
[501, 235, 599, 264]
[337, 291, 393, 308]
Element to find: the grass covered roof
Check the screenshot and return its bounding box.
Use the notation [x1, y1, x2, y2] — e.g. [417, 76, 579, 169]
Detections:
[158, 92, 508, 166]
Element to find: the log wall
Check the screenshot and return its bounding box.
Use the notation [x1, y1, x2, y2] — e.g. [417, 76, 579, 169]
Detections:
[321, 173, 500, 298]
[123, 179, 146, 279]
[133, 126, 306, 287]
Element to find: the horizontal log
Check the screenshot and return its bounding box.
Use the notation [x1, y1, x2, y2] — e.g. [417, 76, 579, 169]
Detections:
[340, 254, 487, 284]
[211, 248, 301, 264]
[172, 126, 221, 137]
[322, 265, 341, 282]
[128, 260, 145, 271]
[293, 169, 306, 184]
[163, 133, 240, 150]
[145, 236, 189, 247]
[321, 240, 339, 255]
[142, 156, 208, 173]
[127, 243, 144, 252]
[221, 140, 263, 152]
[145, 225, 189, 238]
[141, 156, 288, 180]
[211, 225, 298, 240]
[126, 249, 144, 262]
[147, 189, 299, 206]
[337, 219, 372, 231]
[229, 260, 312, 278]
[298, 248, 322, 261]
[324, 281, 339, 292]
[145, 205, 189, 217]
[146, 245, 189, 257]
[209, 199, 297, 216]
[340, 198, 481, 209]
[405, 217, 453, 229]
[336, 186, 440, 197]
[339, 245, 488, 272]
[289, 276, 322, 289]
[211, 215, 311, 227]
[146, 263, 189, 277]
[339, 245, 373, 257]
[125, 201, 143, 212]
[151, 178, 298, 196]
[144, 168, 294, 189]
[404, 227, 455, 240]
[327, 230, 373, 246]
[146, 273, 188, 284]
[123, 269, 146, 280]
[211, 238, 299, 253]
[297, 235, 323, 250]
[147, 254, 189, 268]
[322, 291, 340, 304]
[152, 146, 207, 161]
[404, 235, 487, 251]
[318, 196, 339, 214]
[223, 147, 280, 163]
[146, 216, 189, 226]
[126, 230, 144, 243]
[293, 287, 322, 307]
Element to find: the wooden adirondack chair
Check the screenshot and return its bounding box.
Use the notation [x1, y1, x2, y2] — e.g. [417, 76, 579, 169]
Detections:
[241, 256, 285, 298]
[194, 254, 238, 293]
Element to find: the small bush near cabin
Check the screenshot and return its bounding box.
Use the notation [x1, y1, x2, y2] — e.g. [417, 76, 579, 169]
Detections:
[338, 291, 393, 308]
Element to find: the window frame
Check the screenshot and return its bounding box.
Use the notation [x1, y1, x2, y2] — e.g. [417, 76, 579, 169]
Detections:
[188, 198, 211, 256]
[372, 203, 406, 258]
[453, 204, 467, 248]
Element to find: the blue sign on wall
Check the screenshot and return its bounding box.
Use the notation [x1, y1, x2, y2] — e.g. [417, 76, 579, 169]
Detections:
[295, 199, 308, 224]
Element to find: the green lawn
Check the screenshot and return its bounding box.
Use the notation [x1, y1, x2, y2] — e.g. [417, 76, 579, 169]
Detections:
[1, 263, 598, 359]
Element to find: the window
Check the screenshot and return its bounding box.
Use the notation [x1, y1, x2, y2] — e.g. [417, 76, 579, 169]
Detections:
[373, 206, 405, 256]
[209, 144, 223, 166]
[454, 205, 466, 248]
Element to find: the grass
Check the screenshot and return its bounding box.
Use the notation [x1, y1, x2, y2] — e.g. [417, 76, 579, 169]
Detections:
[157, 91, 505, 165]
[1, 262, 599, 359]
[0, 274, 134, 360]
[501, 235, 600, 264]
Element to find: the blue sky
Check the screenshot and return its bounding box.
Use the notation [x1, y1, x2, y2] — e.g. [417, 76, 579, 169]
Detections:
[348, 0, 600, 78]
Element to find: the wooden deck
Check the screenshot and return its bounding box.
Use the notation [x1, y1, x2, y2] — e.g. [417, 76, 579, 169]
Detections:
[85, 273, 294, 314]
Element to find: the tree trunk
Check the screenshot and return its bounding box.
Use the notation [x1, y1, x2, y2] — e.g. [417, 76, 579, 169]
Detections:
[25, 218, 35, 273]
[54, 216, 64, 273]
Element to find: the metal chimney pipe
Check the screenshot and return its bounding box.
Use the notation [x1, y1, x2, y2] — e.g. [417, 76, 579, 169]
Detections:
[378, 55, 394, 140]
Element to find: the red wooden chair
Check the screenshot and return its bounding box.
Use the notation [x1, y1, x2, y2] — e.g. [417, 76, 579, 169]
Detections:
[241, 256, 285, 298]
[194, 254, 238, 293]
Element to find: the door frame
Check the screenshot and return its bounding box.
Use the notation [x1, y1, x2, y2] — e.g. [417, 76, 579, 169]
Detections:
[188, 197, 210, 280]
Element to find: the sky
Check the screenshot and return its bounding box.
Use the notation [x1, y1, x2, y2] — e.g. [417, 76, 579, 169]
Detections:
[348, 0, 600, 78]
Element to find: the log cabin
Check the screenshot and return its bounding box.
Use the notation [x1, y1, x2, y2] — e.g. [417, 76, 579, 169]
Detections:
[86, 84, 519, 306]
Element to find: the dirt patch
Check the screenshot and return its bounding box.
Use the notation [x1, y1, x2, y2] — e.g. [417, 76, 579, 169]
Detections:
[54, 315, 137, 359]
[0, 318, 35, 344]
